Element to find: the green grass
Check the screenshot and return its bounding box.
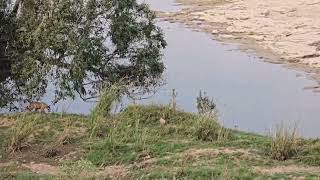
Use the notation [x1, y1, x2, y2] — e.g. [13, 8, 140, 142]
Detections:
[1, 105, 320, 179]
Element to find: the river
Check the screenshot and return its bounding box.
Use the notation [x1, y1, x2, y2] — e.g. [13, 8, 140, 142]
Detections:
[40, 0, 320, 138]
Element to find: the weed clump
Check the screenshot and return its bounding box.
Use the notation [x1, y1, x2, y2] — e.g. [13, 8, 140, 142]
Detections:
[196, 91, 216, 118]
[194, 117, 230, 142]
[269, 125, 299, 161]
[7, 115, 39, 152]
[194, 91, 228, 142]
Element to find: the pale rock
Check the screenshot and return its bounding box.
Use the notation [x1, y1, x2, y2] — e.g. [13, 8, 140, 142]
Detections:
[160, 118, 166, 125]
[250, 35, 265, 41]
[211, 29, 219, 34]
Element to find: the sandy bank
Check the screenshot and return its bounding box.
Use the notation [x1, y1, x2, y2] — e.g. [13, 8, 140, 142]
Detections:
[157, 0, 320, 84]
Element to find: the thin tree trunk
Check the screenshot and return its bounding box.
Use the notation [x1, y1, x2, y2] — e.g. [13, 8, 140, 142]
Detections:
[11, 0, 23, 17]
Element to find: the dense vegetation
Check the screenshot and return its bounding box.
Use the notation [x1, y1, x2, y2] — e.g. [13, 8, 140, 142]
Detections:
[0, 0, 166, 110]
[1, 0, 320, 179]
[1, 102, 320, 179]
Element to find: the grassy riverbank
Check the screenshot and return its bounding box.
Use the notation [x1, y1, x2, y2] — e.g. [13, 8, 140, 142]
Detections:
[1, 104, 320, 179]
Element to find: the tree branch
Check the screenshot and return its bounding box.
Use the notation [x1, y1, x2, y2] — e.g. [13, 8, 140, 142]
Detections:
[10, 0, 24, 17]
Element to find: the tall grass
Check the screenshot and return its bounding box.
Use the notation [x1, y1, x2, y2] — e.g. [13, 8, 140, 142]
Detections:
[90, 84, 124, 138]
[8, 115, 39, 152]
[90, 85, 123, 120]
[270, 124, 299, 161]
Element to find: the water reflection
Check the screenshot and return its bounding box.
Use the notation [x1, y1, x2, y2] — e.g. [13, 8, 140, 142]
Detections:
[137, 0, 320, 138]
[136, 21, 320, 138]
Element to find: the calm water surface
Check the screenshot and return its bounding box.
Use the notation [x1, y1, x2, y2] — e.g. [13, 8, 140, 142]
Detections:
[47, 0, 320, 137]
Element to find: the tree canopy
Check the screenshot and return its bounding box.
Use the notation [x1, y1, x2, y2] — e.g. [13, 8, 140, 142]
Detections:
[0, 0, 166, 110]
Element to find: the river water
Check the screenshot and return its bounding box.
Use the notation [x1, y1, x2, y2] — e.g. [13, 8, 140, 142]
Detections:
[30, 0, 320, 137]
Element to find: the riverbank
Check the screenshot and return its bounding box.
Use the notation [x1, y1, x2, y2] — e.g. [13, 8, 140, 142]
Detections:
[1, 105, 320, 179]
[157, 0, 320, 87]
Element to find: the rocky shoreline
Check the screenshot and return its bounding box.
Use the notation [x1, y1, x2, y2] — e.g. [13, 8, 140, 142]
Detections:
[156, 0, 320, 88]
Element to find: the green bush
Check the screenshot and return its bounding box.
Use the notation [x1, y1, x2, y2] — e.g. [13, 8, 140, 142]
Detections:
[194, 117, 228, 142]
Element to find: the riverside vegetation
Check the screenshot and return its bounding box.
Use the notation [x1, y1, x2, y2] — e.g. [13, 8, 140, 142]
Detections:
[2, 0, 320, 179]
[1, 89, 320, 179]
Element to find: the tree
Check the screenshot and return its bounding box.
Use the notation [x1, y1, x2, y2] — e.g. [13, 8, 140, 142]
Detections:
[0, 0, 166, 109]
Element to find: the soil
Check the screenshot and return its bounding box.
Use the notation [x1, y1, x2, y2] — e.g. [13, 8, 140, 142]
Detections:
[255, 165, 320, 175]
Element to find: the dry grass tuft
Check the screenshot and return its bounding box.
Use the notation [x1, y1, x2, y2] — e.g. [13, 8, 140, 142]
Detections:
[270, 124, 299, 161]
[7, 116, 38, 153]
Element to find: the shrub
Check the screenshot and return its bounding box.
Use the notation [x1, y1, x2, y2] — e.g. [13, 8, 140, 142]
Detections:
[196, 91, 216, 118]
[194, 117, 226, 142]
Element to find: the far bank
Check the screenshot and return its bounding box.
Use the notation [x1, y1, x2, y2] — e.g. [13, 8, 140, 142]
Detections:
[157, 0, 320, 87]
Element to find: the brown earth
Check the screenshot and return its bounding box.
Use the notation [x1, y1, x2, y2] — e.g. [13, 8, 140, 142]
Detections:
[0, 117, 15, 128]
[9, 163, 129, 179]
[255, 165, 320, 175]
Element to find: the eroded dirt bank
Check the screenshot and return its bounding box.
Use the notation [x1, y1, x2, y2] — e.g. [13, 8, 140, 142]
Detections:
[157, 0, 320, 84]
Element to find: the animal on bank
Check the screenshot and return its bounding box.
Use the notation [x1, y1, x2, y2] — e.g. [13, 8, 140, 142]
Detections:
[26, 101, 51, 113]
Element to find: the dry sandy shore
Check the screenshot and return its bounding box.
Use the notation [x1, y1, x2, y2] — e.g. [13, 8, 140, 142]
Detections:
[157, 0, 320, 84]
